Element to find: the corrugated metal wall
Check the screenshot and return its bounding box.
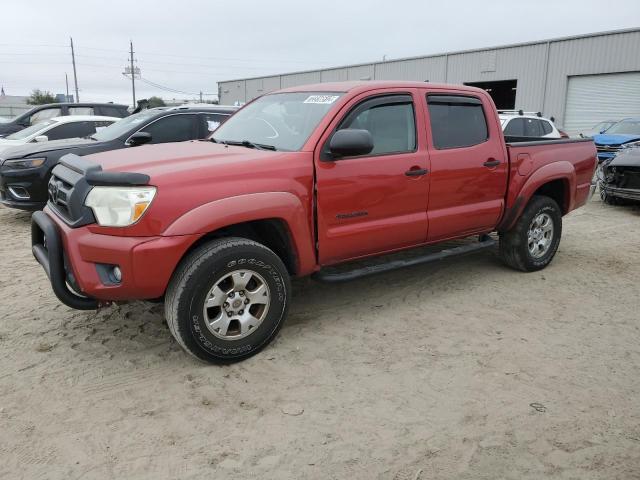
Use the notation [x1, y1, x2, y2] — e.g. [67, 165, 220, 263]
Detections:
[218, 29, 640, 128]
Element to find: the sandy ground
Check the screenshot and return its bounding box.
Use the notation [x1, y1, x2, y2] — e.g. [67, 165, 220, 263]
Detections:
[1, 197, 639, 480]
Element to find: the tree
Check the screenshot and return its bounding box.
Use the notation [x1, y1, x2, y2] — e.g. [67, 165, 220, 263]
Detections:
[147, 96, 166, 108]
[27, 89, 56, 105]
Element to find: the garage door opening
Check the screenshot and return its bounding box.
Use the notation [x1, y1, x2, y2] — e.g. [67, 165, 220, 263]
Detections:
[464, 80, 517, 110]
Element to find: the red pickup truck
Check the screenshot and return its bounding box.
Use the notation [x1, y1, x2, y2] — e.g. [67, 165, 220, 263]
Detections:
[31, 81, 597, 363]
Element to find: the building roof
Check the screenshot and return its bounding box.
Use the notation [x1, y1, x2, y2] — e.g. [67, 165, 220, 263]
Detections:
[219, 27, 640, 83]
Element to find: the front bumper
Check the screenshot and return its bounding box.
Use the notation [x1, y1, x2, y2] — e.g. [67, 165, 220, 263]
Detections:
[0, 164, 49, 210]
[599, 183, 640, 201]
[31, 208, 200, 309]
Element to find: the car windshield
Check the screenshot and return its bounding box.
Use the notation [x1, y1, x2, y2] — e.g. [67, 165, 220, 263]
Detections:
[212, 92, 344, 151]
[605, 120, 640, 135]
[91, 109, 161, 141]
[4, 120, 54, 140]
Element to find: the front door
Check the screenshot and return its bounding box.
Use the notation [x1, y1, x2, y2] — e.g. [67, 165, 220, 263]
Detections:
[315, 91, 430, 265]
[424, 93, 508, 241]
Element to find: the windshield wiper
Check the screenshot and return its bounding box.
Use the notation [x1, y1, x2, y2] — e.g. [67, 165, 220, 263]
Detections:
[220, 139, 277, 151]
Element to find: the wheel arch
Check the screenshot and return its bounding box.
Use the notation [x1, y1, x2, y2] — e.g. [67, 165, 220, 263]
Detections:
[163, 192, 317, 276]
[498, 161, 576, 232]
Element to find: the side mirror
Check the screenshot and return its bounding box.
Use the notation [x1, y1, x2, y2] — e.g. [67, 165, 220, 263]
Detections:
[328, 129, 374, 158]
[34, 135, 48, 143]
[127, 131, 152, 146]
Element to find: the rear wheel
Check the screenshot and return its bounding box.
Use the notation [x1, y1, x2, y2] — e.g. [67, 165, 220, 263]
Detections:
[165, 237, 291, 363]
[499, 195, 562, 272]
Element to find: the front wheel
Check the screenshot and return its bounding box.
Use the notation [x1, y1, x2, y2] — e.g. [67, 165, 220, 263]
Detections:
[165, 237, 291, 363]
[499, 195, 562, 272]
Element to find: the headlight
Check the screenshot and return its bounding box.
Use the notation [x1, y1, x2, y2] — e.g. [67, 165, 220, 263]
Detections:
[85, 186, 156, 227]
[3, 157, 46, 168]
[622, 140, 640, 149]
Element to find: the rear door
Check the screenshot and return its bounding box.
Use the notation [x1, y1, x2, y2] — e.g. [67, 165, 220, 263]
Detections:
[424, 92, 508, 241]
[315, 90, 430, 264]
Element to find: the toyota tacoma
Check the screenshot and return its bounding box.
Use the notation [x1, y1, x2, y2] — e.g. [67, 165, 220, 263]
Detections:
[31, 81, 597, 363]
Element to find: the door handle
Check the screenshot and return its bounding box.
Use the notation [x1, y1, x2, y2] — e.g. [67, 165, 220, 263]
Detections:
[405, 168, 428, 177]
[483, 159, 501, 168]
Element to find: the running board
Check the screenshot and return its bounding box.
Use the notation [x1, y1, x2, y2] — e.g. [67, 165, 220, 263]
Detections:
[312, 235, 496, 283]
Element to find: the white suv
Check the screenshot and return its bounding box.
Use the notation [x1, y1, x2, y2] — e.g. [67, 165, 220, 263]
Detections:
[499, 111, 564, 138]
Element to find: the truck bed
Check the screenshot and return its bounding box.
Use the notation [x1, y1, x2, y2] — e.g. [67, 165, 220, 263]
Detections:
[498, 136, 597, 230]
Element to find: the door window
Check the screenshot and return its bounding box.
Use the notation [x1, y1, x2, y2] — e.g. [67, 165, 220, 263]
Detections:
[29, 108, 62, 125]
[427, 95, 488, 149]
[69, 107, 94, 115]
[336, 95, 416, 155]
[504, 117, 544, 137]
[45, 121, 96, 140]
[140, 114, 196, 143]
[503, 118, 524, 136]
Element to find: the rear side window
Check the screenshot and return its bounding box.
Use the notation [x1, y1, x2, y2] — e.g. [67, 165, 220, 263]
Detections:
[338, 95, 416, 155]
[541, 120, 553, 135]
[427, 95, 488, 149]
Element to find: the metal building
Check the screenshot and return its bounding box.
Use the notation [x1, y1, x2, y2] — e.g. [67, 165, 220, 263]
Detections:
[218, 28, 640, 134]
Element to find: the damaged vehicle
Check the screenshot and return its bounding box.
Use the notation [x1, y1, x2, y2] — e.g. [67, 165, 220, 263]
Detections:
[598, 145, 640, 204]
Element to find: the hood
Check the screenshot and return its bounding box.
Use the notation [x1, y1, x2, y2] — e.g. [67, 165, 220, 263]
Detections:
[593, 133, 640, 146]
[608, 147, 640, 167]
[86, 140, 290, 182]
[0, 139, 25, 152]
[0, 137, 96, 159]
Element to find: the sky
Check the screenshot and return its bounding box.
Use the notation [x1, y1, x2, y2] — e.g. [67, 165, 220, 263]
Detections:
[1, 0, 639, 106]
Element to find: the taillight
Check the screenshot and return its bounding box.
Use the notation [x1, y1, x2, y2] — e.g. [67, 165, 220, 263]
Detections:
[559, 130, 569, 138]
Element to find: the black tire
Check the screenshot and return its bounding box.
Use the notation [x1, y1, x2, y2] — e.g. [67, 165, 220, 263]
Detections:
[499, 195, 562, 272]
[165, 237, 291, 363]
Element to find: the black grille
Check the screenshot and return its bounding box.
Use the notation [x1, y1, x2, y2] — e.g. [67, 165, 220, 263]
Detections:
[46, 154, 98, 228]
[596, 144, 621, 154]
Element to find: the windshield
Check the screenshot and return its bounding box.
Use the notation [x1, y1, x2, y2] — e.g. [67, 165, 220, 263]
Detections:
[212, 92, 344, 151]
[605, 120, 640, 136]
[5, 120, 55, 140]
[91, 109, 161, 141]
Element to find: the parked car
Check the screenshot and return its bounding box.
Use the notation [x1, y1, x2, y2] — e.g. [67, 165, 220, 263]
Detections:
[31, 81, 597, 363]
[0, 115, 118, 156]
[0, 102, 129, 137]
[0, 105, 237, 210]
[579, 119, 618, 138]
[499, 111, 563, 138]
[592, 118, 640, 163]
[597, 144, 640, 204]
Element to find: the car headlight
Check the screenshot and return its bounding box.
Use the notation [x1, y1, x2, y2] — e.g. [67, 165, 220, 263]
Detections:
[85, 186, 156, 227]
[2, 157, 46, 168]
[622, 140, 640, 149]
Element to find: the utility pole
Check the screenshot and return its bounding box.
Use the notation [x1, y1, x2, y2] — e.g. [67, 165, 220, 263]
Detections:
[65, 73, 70, 102]
[199, 91, 203, 103]
[70, 37, 79, 102]
[129, 40, 136, 108]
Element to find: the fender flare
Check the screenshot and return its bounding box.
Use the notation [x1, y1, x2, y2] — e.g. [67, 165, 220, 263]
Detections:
[162, 192, 316, 275]
[498, 161, 576, 231]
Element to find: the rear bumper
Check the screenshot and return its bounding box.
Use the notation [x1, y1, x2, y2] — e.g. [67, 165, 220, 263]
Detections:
[31, 208, 201, 309]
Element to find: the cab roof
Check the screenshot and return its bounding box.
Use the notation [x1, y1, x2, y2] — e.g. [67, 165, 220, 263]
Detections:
[276, 81, 486, 96]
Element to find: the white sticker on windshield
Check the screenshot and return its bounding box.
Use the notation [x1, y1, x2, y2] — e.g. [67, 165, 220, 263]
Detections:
[303, 95, 340, 104]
